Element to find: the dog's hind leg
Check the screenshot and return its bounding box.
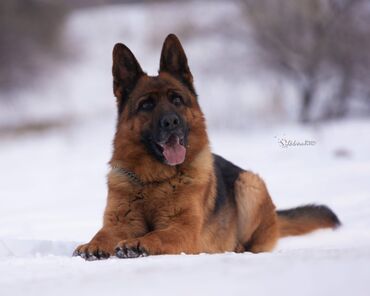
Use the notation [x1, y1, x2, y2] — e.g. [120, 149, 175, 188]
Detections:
[234, 171, 279, 253]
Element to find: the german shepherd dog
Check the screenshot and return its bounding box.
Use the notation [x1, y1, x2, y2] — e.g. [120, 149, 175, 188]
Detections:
[74, 34, 340, 260]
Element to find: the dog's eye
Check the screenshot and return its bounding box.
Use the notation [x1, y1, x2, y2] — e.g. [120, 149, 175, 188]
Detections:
[171, 94, 183, 106]
[139, 98, 155, 112]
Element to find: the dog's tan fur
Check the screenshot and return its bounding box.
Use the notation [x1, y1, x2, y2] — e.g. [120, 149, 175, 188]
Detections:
[74, 34, 340, 260]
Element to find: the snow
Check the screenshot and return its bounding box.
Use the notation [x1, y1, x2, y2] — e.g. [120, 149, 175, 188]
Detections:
[1, 118, 370, 296]
[0, 251, 369, 296]
[1, 1, 370, 295]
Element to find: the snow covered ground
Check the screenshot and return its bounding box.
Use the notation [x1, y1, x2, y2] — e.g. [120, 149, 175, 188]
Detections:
[1, 1, 370, 295]
[1, 117, 370, 296]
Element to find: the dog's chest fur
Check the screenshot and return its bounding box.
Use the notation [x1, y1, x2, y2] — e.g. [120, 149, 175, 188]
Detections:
[108, 170, 202, 229]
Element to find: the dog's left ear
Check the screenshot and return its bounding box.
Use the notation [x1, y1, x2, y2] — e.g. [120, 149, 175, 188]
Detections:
[159, 34, 195, 94]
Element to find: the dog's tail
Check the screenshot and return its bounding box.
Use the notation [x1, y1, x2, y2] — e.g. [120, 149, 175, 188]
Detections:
[276, 204, 341, 238]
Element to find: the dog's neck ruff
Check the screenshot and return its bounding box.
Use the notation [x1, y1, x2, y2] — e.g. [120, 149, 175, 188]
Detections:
[111, 164, 179, 187]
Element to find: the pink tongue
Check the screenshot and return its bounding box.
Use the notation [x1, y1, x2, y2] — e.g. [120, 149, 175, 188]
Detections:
[162, 138, 186, 166]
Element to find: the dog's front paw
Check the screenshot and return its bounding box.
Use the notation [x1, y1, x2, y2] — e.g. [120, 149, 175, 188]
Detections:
[115, 239, 149, 259]
[73, 243, 112, 261]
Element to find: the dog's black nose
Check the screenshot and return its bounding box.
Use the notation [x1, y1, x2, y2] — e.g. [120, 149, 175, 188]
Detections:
[160, 113, 180, 130]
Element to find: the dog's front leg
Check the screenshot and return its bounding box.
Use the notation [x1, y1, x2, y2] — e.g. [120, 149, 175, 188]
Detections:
[73, 204, 147, 260]
[73, 226, 131, 260]
[115, 222, 201, 258]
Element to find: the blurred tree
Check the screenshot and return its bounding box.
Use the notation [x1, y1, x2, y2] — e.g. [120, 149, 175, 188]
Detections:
[0, 0, 162, 95]
[0, 0, 69, 93]
[326, 0, 370, 119]
[241, 0, 370, 122]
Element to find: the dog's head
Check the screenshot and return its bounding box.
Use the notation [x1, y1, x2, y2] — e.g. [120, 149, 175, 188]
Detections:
[112, 34, 208, 168]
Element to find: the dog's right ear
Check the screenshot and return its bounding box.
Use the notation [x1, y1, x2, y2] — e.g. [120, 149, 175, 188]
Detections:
[112, 43, 144, 106]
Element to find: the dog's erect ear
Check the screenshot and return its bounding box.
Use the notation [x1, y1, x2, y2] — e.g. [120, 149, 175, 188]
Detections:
[112, 43, 144, 105]
[159, 34, 195, 94]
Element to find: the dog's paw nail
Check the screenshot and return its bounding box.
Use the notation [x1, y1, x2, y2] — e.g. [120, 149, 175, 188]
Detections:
[139, 248, 148, 257]
[86, 254, 98, 261]
[97, 250, 109, 259]
[115, 247, 125, 258]
[126, 248, 139, 258]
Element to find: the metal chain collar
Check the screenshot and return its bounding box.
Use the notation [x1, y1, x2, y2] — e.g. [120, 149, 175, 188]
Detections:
[111, 164, 179, 187]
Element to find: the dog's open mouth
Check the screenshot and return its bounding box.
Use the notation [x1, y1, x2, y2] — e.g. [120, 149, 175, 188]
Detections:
[157, 134, 186, 166]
